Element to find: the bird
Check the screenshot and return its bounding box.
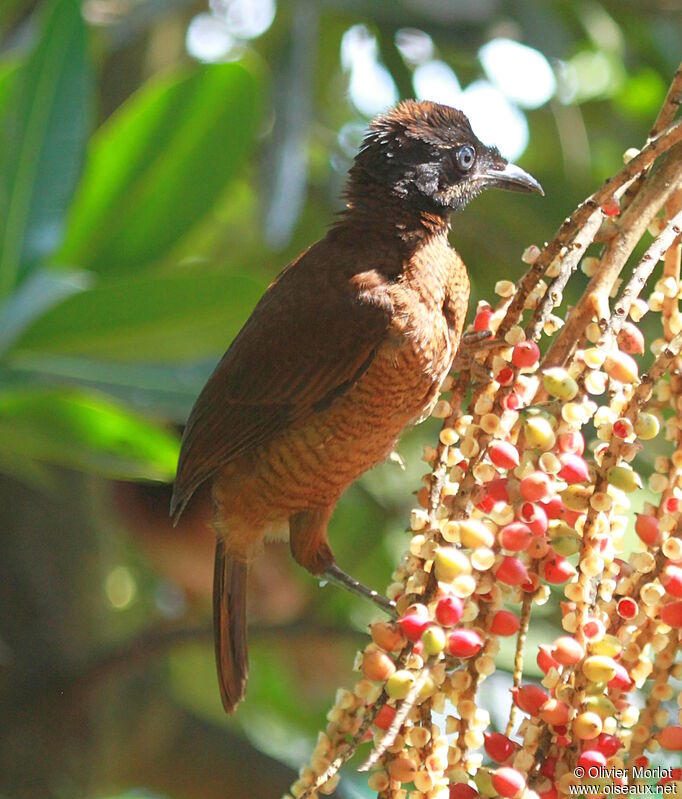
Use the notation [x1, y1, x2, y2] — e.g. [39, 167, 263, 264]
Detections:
[171, 100, 543, 713]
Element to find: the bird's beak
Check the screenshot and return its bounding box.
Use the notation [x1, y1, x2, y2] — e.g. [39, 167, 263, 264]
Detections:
[479, 162, 544, 196]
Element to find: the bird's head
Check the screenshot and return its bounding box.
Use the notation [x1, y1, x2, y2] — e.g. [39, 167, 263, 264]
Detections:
[350, 100, 543, 214]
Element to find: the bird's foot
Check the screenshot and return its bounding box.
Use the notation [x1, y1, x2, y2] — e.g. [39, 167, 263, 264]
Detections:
[321, 564, 397, 617]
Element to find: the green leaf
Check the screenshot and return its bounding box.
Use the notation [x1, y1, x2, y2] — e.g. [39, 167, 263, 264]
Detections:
[10, 269, 265, 362]
[0, 0, 91, 296]
[0, 268, 92, 355]
[0, 388, 179, 482]
[60, 62, 261, 273]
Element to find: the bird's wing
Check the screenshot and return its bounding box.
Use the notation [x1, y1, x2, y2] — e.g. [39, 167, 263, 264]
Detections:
[171, 244, 393, 520]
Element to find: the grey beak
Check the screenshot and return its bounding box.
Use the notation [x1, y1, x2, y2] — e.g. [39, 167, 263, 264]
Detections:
[480, 162, 544, 196]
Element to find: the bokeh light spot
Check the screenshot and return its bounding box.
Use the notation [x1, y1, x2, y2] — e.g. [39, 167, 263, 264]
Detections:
[210, 0, 276, 40]
[105, 566, 137, 610]
[395, 28, 434, 66]
[341, 25, 398, 117]
[479, 38, 556, 109]
[457, 80, 529, 161]
[413, 60, 462, 106]
[186, 13, 234, 63]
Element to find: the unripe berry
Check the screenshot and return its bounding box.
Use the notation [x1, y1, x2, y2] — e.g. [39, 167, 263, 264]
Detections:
[362, 650, 396, 681]
[434, 546, 471, 581]
[583, 656, 617, 683]
[634, 411, 660, 440]
[371, 621, 405, 651]
[388, 756, 417, 783]
[385, 669, 415, 699]
[459, 519, 495, 549]
[617, 321, 645, 355]
[447, 629, 483, 658]
[573, 711, 603, 739]
[523, 415, 555, 450]
[543, 368, 579, 400]
[421, 625, 446, 655]
[604, 351, 638, 383]
[606, 465, 642, 493]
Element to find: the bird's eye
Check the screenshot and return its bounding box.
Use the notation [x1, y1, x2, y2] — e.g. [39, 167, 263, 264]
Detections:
[456, 145, 475, 171]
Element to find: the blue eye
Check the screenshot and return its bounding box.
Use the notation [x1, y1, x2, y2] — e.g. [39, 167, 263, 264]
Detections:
[457, 145, 475, 171]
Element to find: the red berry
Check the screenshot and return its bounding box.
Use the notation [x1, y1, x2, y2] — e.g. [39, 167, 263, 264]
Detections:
[542, 555, 576, 584]
[539, 756, 557, 779]
[661, 564, 682, 597]
[397, 613, 431, 642]
[511, 340, 540, 368]
[660, 600, 682, 628]
[497, 366, 514, 385]
[537, 644, 560, 674]
[519, 502, 548, 535]
[491, 767, 526, 798]
[448, 629, 483, 658]
[435, 596, 464, 627]
[489, 610, 520, 636]
[484, 731, 517, 763]
[577, 750, 606, 770]
[665, 497, 680, 513]
[487, 478, 510, 502]
[601, 196, 620, 217]
[489, 440, 520, 470]
[539, 495, 564, 519]
[616, 597, 638, 619]
[557, 453, 590, 484]
[558, 431, 585, 455]
[500, 521, 532, 551]
[608, 661, 634, 692]
[511, 684, 549, 716]
[474, 308, 493, 331]
[635, 514, 661, 546]
[450, 784, 478, 799]
[373, 704, 396, 730]
[594, 733, 622, 757]
[502, 392, 522, 411]
[496, 556, 530, 586]
[520, 471, 552, 502]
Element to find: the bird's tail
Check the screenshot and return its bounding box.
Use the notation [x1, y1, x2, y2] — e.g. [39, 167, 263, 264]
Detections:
[213, 539, 249, 713]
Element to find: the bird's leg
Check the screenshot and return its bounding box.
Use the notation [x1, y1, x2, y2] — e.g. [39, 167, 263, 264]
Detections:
[452, 330, 505, 382]
[290, 509, 396, 616]
[322, 563, 396, 617]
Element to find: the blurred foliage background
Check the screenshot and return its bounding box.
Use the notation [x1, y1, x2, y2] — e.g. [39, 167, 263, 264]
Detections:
[0, 1, 680, 797]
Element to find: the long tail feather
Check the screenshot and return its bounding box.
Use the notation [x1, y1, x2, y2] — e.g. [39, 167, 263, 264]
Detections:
[213, 540, 249, 712]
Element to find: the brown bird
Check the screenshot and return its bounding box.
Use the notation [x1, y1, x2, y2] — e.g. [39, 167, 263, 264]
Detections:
[171, 100, 543, 712]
